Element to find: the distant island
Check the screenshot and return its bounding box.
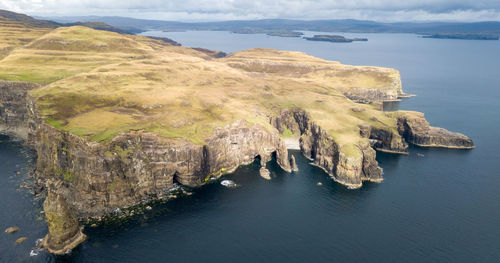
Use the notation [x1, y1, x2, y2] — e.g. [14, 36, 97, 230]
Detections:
[304, 35, 368, 43]
[45, 15, 500, 39]
[231, 28, 304, 37]
[422, 33, 499, 40]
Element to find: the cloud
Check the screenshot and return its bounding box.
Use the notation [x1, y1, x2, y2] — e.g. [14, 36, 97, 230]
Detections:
[1, 0, 500, 21]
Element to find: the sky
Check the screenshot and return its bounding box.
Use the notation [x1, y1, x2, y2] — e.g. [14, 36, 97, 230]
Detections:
[1, 0, 500, 22]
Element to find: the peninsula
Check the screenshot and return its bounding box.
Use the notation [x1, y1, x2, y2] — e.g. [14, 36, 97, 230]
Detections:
[0, 10, 473, 255]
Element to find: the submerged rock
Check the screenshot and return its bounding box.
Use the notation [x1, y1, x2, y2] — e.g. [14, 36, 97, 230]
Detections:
[259, 167, 271, 180]
[5, 226, 19, 234]
[41, 189, 86, 255]
[15, 237, 27, 244]
[220, 180, 238, 188]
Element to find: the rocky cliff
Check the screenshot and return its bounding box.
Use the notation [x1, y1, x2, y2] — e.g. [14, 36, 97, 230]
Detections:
[395, 112, 474, 149]
[338, 68, 406, 103]
[31, 102, 291, 218]
[271, 108, 408, 188]
[0, 81, 39, 139]
[1, 79, 475, 254]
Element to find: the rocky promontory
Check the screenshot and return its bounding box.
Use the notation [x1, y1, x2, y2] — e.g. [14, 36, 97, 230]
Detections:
[0, 15, 475, 255]
[394, 111, 474, 149]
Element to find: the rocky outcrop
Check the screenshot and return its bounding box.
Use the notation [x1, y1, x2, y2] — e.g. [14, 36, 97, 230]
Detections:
[41, 187, 86, 254]
[343, 87, 401, 103]
[272, 108, 384, 188]
[259, 167, 271, 180]
[290, 155, 299, 172]
[396, 112, 474, 149]
[341, 69, 406, 103]
[0, 81, 39, 139]
[15, 237, 28, 244]
[4, 226, 19, 234]
[358, 123, 408, 154]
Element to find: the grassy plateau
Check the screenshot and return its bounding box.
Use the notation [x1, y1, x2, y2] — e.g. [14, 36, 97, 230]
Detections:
[0, 18, 404, 158]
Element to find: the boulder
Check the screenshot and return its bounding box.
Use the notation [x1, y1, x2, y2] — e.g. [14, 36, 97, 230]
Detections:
[4, 226, 19, 234]
[15, 237, 27, 244]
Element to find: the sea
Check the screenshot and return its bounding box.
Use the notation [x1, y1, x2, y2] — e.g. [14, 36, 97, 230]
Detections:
[1, 30, 499, 262]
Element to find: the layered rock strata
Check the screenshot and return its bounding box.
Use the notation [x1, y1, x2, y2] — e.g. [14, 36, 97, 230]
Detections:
[396, 112, 474, 149]
[271, 108, 399, 188]
[340, 70, 406, 103]
[1, 82, 474, 253]
[31, 110, 291, 218]
[41, 187, 86, 254]
[0, 81, 39, 138]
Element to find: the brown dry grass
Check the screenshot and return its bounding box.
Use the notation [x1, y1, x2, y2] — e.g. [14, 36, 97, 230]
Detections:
[1, 25, 404, 158]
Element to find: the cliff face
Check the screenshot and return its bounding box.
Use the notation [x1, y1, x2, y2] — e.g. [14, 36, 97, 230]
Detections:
[0, 81, 39, 138]
[1, 80, 474, 254]
[359, 124, 408, 154]
[271, 108, 407, 188]
[396, 112, 474, 149]
[342, 86, 401, 103]
[339, 69, 405, 103]
[31, 102, 291, 218]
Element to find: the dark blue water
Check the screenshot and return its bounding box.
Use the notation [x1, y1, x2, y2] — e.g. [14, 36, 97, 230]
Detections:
[2, 31, 500, 262]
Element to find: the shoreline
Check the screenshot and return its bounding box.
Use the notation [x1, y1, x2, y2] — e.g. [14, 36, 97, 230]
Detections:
[282, 137, 300, 150]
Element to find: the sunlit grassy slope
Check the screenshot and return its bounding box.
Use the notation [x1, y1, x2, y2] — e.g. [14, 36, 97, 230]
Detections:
[0, 16, 52, 59]
[1, 25, 402, 157]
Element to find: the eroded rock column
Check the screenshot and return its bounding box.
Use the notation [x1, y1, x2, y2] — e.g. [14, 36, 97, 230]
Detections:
[42, 187, 86, 254]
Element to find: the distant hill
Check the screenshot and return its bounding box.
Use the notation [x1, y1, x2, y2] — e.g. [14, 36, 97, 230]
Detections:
[47, 16, 500, 36]
[0, 10, 133, 34]
[0, 9, 58, 28]
[64, 21, 130, 34]
[0, 9, 181, 59]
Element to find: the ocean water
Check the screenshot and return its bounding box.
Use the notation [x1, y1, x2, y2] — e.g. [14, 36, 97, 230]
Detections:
[1, 31, 500, 262]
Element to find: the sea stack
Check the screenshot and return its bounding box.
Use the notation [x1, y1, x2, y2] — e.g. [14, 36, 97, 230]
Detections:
[41, 187, 86, 254]
[290, 155, 299, 172]
[259, 167, 271, 180]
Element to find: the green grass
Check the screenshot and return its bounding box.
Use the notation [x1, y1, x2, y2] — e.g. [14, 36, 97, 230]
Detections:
[63, 171, 73, 182]
[281, 126, 296, 138]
